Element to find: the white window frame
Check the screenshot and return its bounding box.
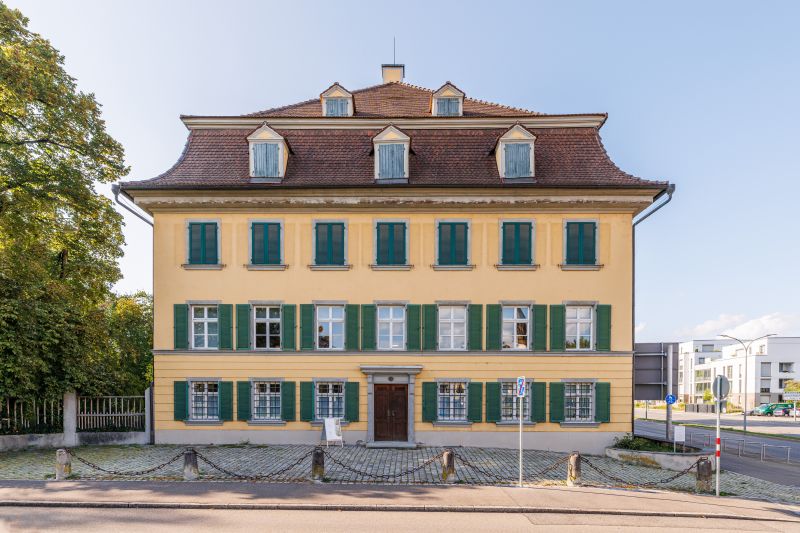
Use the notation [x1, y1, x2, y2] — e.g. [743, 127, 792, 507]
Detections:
[251, 380, 282, 421]
[431, 83, 465, 117]
[247, 124, 287, 179]
[253, 305, 281, 350]
[437, 381, 468, 421]
[316, 305, 345, 351]
[189, 380, 220, 421]
[501, 305, 530, 351]
[377, 305, 406, 351]
[500, 141, 534, 178]
[438, 305, 467, 351]
[564, 382, 594, 422]
[373, 125, 410, 180]
[323, 97, 351, 117]
[249, 142, 284, 178]
[191, 305, 219, 350]
[500, 379, 532, 421]
[565, 305, 594, 351]
[496, 125, 536, 179]
[315, 381, 345, 420]
[375, 142, 408, 179]
[433, 96, 463, 117]
[320, 83, 354, 117]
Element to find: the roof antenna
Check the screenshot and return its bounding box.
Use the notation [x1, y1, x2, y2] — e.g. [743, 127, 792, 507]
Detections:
[393, 36, 396, 64]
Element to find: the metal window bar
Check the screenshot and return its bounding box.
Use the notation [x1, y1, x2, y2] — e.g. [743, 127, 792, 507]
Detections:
[252, 382, 281, 420]
[77, 396, 146, 432]
[437, 382, 467, 421]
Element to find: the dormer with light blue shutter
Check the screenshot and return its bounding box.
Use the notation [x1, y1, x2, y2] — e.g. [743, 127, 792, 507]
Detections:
[432, 82, 464, 117]
[247, 123, 288, 183]
[496, 124, 536, 179]
[320, 83, 354, 117]
[373, 125, 410, 183]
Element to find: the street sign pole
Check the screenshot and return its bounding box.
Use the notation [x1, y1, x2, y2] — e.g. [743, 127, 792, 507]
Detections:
[666, 345, 673, 441]
[716, 388, 721, 497]
[517, 376, 526, 488]
[711, 375, 729, 498]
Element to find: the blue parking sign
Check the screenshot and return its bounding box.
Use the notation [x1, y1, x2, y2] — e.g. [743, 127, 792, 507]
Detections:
[517, 376, 526, 397]
[665, 394, 676, 405]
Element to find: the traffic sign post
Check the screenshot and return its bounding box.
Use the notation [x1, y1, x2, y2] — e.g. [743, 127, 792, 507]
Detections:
[784, 392, 800, 422]
[665, 394, 676, 405]
[517, 376, 526, 487]
[712, 375, 730, 497]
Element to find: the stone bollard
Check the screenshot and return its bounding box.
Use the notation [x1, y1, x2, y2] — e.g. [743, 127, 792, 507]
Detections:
[696, 458, 712, 493]
[55, 449, 72, 481]
[183, 448, 199, 481]
[441, 449, 456, 483]
[567, 451, 581, 487]
[311, 447, 325, 481]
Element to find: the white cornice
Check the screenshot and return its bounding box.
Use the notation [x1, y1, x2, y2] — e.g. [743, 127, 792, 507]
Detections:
[180, 115, 606, 130]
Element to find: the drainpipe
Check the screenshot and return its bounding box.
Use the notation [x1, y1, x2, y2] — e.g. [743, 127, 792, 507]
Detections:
[112, 183, 153, 227]
[631, 184, 675, 432]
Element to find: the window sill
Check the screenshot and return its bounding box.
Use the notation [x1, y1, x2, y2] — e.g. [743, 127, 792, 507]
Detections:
[246, 264, 289, 271]
[559, 421, 601, 428]
[308, 264, 352, 271]
[182, 264, 225, 270]
[310, 420, 351, 427]
[495, 264, 539, 271]
[495, 421, 536, 426]
[374, 178, 409, 184]
[184, 420, 224, 426]
[432, 421, 472, 427]
[247, 420, 287, 426]
[250, 177, 283, 184]
[369, 264, 414, 271]
[431, 264, 476, 271]
[559, 264, 603, 271]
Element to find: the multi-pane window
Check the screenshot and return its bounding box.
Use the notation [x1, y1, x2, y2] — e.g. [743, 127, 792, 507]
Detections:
[779, 362, 795, 373]
[761, 362, 772, 377]
[436, 97, 460, 116]
[565, 306, 593, 351]
[252, 143, 280, 177]
[438, 305, 467, 351]
[437, 382, 467, 421]
[564, 382, 593, 422]
[565, 222, 597, 265]
[377, 305, 405, 350]
[376, 222, 406, 265]
[315, 222, 346, 265]
[253, 306, 281, 349]
[378, 144, 405, 179]
[252, 381, 281, 421]
[501, 381, 530, 421]
[502, 306, 529, 350]
[325, 98, 348, 117]
[760, 378, 771, 393]
[504, 143, 532, 178]
[188, 222, 218, 265]
[192, 306, 218, 349]
[190, 381, 219, 420]
[317, 305, 345, 350]
[315, 382, 344, 419]
[501, 222, 532, 265]
[438, 222, 468, 265]
[251, 222, 281, 265]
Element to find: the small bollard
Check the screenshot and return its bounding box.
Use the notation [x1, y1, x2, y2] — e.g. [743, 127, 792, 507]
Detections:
[311, 447, 325, 481]
[441, 449, 455, 483]
[55, 449, 72, 481]
[183, 448, 199, 481]
[696, 458, 713, 493]
[567, 451, 581, 487]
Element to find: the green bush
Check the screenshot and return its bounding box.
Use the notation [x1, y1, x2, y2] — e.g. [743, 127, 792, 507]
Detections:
[613, 434, 675, 452]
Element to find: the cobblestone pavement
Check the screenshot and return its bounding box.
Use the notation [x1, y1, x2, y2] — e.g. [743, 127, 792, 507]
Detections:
[0, 444, 797, 504]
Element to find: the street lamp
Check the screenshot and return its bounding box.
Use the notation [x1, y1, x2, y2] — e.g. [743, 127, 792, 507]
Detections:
[718, 333, 776, 434]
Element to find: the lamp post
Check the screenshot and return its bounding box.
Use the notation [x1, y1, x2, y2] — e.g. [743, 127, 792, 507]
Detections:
[718, 333, 776, 434]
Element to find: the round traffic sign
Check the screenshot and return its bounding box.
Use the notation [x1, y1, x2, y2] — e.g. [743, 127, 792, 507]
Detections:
[665, 394, 676, 405]
[712, 376, 730, 400]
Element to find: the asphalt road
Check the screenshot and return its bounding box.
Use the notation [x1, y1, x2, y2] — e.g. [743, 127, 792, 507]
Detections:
[635, 419, 800, 487]
[635, 407, 800, 436]
[0, 507, 795, 533]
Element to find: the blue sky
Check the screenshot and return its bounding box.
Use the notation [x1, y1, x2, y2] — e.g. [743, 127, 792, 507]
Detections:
[9, 0, 800, 341]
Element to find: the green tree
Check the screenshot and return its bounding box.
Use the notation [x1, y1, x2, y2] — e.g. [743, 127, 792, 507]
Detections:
[0, 3, 129, 398]
[784, 380, 800, 393]
[702, 388, 713, 403]
[108, 292, 153, 394]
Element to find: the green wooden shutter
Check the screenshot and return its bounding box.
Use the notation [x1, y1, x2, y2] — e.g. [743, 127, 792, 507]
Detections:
[219, 381, 233, 421]
[531, 382, 546, 422]
[550, 305, 565, 351]
[281, 381, 296, 421]
[468, 304, 483, 351]
[300, 304, 314, 350]
[237, 381, 251, 421]
[595, 382, 611, 423]
[422, 382, 437, 422]
[345, 382, 359, 422]
[583, 222, 596, 265]
[218, 304, 233, 350]
[173, 381, 188, 421]
[174, 304, 189, 350]
[485, 382, 501, 423]
[485, 304, 501, 351]
[596, 305, 611, 351]
[549, 382, 565, 423]
[345, 304, 360, 351]
[281, 304, 296, 351]
[468, 382, 483, 422]
[361, 304, 376, 350]
[236, 304, 250, 350]
[406, 304, 421, 351]
[300, 381, 314, 421]
[422, 304, 438, 351]
[532, 304, 547, 351]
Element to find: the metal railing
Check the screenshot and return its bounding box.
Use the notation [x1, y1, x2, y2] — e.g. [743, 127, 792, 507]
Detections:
[0, 397, 63, 435]
[77, 396, 145, 432]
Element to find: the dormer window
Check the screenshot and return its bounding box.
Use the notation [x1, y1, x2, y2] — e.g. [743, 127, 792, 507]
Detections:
[432, 82, 464, 117]
[248, 124, 287, 181]
[497, 125, 536, 179]
[320, 83, 353, 117]
[373, 125, 410, 181]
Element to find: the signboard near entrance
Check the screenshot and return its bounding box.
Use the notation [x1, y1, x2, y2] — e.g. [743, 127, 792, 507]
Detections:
[322, 417, 343, 447]
[784, 392, 800, 401]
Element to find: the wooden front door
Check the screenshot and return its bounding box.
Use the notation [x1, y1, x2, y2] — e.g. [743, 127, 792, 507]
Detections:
[374, 384, 408, 441]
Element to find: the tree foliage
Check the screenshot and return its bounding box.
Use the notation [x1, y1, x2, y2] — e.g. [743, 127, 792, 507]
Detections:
[0, 3, 148, 398]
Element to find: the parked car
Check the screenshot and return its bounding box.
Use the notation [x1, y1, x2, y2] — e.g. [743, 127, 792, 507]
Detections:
[774, 406, 800, 417]
[753, 403, 794, 416]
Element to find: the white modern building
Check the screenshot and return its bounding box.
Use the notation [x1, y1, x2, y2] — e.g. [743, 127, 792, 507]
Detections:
[678, 337, 800, 408]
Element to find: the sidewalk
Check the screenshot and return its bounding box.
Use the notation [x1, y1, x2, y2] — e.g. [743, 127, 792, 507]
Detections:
[1, 480, 798, 524]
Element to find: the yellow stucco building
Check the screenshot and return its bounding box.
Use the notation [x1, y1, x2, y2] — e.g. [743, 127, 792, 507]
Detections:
[120, 65, 670, 453]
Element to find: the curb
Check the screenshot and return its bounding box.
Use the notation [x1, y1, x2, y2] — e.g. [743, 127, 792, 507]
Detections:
[1, 500, 798, 522]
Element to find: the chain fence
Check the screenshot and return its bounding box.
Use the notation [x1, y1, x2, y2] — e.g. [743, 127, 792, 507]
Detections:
[66, 448, 186, 477]
[193, 448, 311, 482]
[581, 456, 701, 488]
